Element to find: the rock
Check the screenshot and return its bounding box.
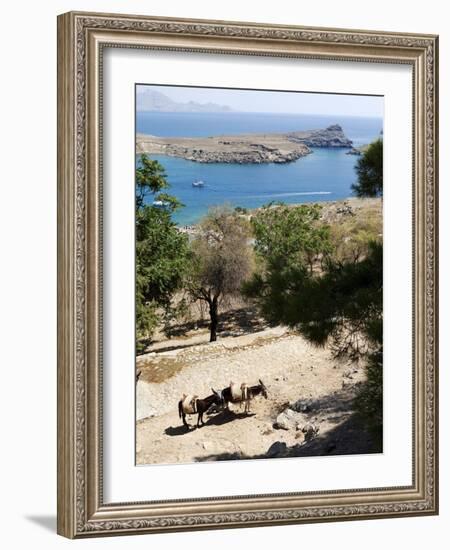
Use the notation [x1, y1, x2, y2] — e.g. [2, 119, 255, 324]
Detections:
[267, 441, 288, 458]
[290, 398, 313, 413]
[274, 409, 308, 431]
[302, 423, 319, 442]
[274, 410, 293, 430]
[288, 125, 353, 148]
[346, 143, 369, 156]
[336, 204, 354, 216]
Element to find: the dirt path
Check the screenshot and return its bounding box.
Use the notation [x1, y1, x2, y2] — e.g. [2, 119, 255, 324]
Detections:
[136, 326, 372, 465]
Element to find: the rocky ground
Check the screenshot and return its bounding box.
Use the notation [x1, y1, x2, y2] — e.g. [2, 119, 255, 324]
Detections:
[136, 322, 375, 465]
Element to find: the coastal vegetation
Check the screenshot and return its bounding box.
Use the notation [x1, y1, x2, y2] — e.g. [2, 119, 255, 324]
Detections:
[136, 135, 384, 457]
[352, 138, 383, 197]
[135, 155, 190, 351]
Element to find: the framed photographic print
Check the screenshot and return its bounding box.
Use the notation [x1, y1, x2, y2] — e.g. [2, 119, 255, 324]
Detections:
[57, 11, 439, 538]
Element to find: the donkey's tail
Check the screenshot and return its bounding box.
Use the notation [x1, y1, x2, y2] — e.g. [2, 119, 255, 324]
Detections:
[178, 400, 183, 418]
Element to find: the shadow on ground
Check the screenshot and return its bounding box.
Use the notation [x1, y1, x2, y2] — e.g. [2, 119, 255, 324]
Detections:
[146, 341, 203, 355]
[297, 387, 359, 416]
[164, 409, 255, 436]
[25, 515, 56, 533]
[163, 305, 270, 341]
[194, 413, 381, 462]
[164, 424, 193, 436]
[203, 410, 255, 427]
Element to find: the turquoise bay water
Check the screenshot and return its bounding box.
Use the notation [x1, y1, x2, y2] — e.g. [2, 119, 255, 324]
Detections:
[137, 112, 383, 226]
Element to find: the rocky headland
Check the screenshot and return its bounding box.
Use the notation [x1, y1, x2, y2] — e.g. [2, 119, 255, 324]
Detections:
[346, 144, 369, 156]
[136, 124, 352, 164]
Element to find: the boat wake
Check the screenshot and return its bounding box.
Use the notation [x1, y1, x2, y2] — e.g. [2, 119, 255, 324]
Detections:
[245, 191, 332, 199]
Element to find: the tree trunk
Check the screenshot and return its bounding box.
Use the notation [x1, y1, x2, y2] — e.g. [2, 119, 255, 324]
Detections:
[209, 297, 219, 342]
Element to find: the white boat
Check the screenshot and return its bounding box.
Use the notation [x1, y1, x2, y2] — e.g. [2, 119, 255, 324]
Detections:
[152, 200, 169, 208]
[192, 180, 205, 187]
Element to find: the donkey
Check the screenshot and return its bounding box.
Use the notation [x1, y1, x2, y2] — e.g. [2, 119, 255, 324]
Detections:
[178, 389, 224, 428]
[222, 379, 268, 413]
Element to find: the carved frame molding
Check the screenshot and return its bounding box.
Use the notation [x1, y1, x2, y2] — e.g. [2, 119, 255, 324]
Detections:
[57, 11, 438, 538]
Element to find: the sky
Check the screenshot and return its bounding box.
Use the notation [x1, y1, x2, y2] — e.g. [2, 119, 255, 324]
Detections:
[136, 84, 383, 118]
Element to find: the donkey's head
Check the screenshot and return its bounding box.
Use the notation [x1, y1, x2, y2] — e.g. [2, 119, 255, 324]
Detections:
[211, 388, 225, 408]
[259, 379, 268, 399]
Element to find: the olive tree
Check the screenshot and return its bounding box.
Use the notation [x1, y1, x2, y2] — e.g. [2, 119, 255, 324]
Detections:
[188, 206, 253, 342]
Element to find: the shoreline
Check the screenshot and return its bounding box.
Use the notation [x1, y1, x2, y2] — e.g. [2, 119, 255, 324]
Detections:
[136, 124, 352, 165]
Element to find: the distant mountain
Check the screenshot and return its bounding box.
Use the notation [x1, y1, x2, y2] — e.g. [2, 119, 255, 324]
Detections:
[137, 89, 233, 113]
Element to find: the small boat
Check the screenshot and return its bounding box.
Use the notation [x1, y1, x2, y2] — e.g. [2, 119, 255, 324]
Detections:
[192, 179, 205, 188]
[152, 200, 169, 208]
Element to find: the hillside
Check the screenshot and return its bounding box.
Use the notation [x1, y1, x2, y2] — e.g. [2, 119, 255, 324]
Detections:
[136, 198, 382, 465]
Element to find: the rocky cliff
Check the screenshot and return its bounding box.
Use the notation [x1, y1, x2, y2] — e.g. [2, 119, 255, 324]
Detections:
[287, 124, 353, 148]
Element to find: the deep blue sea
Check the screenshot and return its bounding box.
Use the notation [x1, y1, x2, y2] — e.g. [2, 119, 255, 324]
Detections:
[136, 112, 383, 226]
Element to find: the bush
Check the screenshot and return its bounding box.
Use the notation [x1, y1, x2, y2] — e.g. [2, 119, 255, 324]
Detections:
[354, 348, 383, 451]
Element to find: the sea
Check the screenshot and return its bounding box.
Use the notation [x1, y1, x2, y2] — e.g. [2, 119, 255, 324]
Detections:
[136, 112, 383, 226]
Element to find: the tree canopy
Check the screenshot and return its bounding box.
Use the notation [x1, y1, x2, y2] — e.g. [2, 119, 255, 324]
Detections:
[243, 203, 333, 328]
[135, 154, 190, 349]
[351, 138, 383, 198]
[251, 202, 332, 273]
[249, 240, 382, 358]
[188, 206, 253, 342]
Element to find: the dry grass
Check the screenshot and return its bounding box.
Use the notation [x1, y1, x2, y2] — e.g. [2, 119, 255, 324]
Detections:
[139, 357, 187, 384]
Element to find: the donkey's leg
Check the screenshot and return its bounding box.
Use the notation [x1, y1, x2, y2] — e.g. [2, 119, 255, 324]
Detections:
[182, 411, 189, 428]
[197, 412, 203, 428]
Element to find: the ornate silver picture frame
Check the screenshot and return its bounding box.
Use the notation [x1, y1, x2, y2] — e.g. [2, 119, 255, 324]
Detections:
[57, 11, 438, 538]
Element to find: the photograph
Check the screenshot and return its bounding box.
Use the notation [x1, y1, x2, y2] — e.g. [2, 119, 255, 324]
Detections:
[135, 84, 384, 465]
